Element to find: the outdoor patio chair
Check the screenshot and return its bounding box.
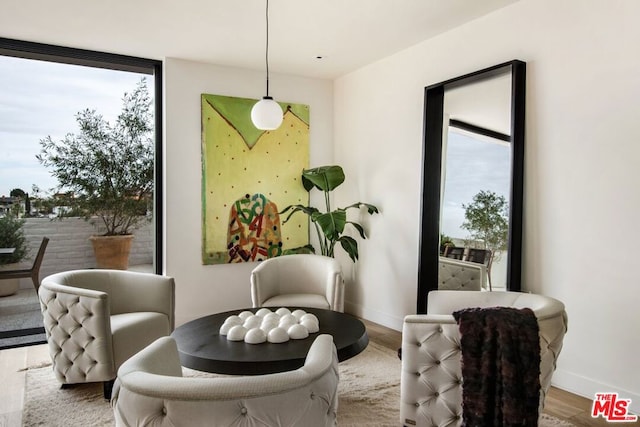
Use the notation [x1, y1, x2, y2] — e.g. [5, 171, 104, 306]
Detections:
[0, 237, 49, 293]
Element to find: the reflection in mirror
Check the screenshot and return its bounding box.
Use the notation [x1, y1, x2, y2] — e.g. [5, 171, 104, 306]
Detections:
[440, 72, 511, 291]
[417, 60, 525, 313]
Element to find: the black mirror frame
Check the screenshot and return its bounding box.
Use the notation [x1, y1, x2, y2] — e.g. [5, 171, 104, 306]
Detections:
[417, 60, 526, 314]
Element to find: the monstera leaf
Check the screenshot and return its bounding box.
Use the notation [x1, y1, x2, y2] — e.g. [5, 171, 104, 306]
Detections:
[301, 165, 345, 192]
[281, 165, 379, 263]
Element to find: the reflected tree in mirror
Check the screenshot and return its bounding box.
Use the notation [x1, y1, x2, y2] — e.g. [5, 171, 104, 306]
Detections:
[461, 190, 508, 289]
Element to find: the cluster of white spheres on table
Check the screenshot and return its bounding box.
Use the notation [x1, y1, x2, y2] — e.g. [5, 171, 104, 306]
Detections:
[220, 308, 320, 344]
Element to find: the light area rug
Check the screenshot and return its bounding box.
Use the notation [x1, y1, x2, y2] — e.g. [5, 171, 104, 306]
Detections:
[21, 341, 572, 426]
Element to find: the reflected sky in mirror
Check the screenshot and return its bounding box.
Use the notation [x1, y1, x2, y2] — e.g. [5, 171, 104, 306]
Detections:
[441, 129, 510, 238]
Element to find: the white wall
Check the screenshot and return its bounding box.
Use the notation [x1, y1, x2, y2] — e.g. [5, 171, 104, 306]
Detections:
[333, 0, 640, 412]
[163, 58, 333, 327]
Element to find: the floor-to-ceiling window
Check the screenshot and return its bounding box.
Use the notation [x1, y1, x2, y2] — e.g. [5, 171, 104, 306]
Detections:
[0, 38, 163, 349]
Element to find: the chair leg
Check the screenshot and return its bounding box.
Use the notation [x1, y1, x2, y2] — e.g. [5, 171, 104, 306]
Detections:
[32, 275, 39, 294]
[103, 380, 115, 400]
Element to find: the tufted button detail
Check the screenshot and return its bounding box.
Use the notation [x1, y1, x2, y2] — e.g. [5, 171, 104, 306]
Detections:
[438, 327, 443, 333]
[415, 372, 420, 376]
[434, 392, 439, 397]
[310, 392, 316, 400]
[162, 407, 167, 415]
[414, 402, 420, 407]
[416, 342, 421, 347]
[435, 360, 440, 365]
[240, 407, 247, 415]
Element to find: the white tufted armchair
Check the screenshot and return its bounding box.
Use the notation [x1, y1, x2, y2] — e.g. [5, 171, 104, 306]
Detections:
[438, 257, 486, 291]
[111, 334, 340, 427]
[38, 269, 175, 398]
[251, 254, 345, 312]
[400, 291, 567, 427]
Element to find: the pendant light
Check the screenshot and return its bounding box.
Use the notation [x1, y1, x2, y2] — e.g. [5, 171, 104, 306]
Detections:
[251, 0, 283, 130]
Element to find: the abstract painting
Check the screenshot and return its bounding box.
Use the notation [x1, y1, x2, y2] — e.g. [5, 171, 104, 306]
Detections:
[201, 94, 310, 264]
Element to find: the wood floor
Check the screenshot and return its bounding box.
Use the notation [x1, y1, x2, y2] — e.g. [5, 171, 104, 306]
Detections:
[0, 319, 635, 426]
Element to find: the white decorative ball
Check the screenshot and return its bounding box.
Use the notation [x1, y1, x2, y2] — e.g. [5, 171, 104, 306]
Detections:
[279, 316, 297, 328]
[224, 315, 243, 326]
[279, 313, 297, 324]
[301, 319, 319, 333]
[219, 322, 235, 336]
[275, 307, 291, 316]
[255, 308, 272, 317]
[227, 325, 248, 341]
[238, 311, 254, 320]
[267, 327, 290, 343]
[260, 321, 278, 333]
[300, 313, 319, 324]
[263, 312, 280, 323]
[288, 324, 309, 340]
[243, 316, 262, 329]
[292, 309, 307, 320]
[244, 328, 267, 344]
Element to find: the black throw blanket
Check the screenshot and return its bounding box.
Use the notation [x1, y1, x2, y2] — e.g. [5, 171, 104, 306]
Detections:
[453, 307, 541, 427]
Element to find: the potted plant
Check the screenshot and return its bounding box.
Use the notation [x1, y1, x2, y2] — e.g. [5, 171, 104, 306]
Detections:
[280, 165, 379, 262]
[37, 79, 153, 270]
[0, 215, 29, 296]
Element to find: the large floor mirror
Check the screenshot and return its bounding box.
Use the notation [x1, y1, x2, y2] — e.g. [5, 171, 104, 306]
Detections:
[417, 60, 526, 313]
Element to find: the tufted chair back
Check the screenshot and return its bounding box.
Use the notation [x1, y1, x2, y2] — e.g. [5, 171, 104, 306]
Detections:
[112, 334, 340, 427]
[438, 257, 486, 291]
[251, 254, 345, 312]
[39, 269, 175, 397]
[401, 291, 567, 427]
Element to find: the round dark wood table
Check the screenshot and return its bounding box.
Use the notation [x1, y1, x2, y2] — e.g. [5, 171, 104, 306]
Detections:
[171, 307, 369, 375]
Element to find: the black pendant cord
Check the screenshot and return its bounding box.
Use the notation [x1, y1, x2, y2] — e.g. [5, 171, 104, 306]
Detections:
[265, 0, 270, 98]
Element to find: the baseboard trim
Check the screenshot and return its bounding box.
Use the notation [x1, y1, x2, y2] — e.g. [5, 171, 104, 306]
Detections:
[552, 368, 640, 414]
[344, 301, 403, 331]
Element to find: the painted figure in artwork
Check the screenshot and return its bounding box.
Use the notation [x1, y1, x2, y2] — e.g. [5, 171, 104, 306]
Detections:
[227, 193, 282, 263]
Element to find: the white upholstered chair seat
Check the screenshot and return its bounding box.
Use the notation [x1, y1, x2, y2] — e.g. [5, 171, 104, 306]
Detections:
[39, 269, 175, 398]
[110, 312, 171, 368]
[251, 254, 345, 312]
[112, 334, 339, 427]
[400, 290, 567, 427]
[261, 293, 331, 310]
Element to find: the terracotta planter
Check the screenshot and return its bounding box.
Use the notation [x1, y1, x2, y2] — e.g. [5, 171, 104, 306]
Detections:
[0, 277, 19, 297]
[89, 235, 134, 270]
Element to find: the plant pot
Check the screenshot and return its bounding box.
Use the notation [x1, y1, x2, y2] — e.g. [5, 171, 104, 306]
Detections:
[89, 235, 134, 270]
[0, 277, 20, 297]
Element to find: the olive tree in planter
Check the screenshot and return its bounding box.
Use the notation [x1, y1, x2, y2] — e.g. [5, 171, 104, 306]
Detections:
[0, 215, 29, 296]
[280, 165, 379, 262]
[37, 79, 153, 270]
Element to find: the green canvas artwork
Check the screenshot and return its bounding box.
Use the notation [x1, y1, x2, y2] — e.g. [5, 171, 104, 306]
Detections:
[201, 94, 310, 264]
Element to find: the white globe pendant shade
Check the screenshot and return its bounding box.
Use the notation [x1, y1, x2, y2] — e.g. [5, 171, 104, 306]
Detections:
[251, 96, 283, 130]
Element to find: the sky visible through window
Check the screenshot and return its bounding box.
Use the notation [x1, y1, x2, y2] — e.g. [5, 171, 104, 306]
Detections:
[0, 55, 152, 197]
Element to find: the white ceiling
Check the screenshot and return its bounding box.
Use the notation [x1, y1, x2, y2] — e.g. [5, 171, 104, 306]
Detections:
[0, 0, 519, 79]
